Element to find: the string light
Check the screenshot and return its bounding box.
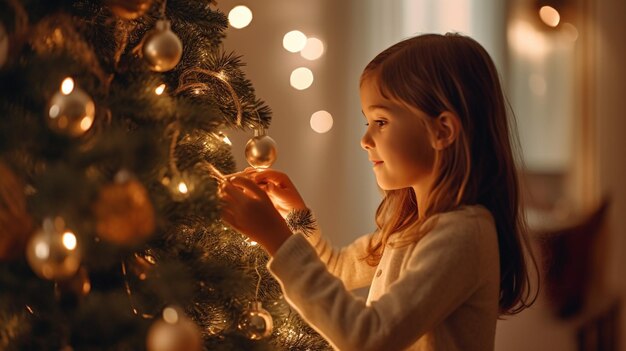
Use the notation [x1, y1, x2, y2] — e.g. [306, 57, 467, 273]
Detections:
[155, 83, 166, 95]
[61, 77, 74, 95]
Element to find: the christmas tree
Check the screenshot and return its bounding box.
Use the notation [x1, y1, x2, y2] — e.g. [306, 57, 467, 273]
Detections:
[0, 0, 328, 350]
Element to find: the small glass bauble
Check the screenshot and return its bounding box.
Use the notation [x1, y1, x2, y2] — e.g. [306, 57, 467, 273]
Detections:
[25, 217, 81, 280]
[142, 20, 183, 72]
[245, 129, 277, 169]
[146, 306, 202, 351]
[47, 88, 95, 137]
[238, 301, 274, 340]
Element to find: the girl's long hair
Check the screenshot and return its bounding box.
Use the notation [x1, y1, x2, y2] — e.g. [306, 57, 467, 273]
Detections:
[360, 33, 537, 315]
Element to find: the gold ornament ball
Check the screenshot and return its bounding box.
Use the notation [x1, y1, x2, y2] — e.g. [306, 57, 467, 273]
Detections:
[146, 307, 202, 351]
[25, 218, 81, 280]
[142, 20, 183, 72]
[106, 0, 153, 19]
[0, 161, 33, 260]
[245, 134, 277, 169]
[238, 301, 274, 340]
[93, 177, 155, 246]
[47, 88, 95, 137]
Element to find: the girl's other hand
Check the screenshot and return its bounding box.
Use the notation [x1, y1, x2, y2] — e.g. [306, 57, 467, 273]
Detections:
[218, 176, 292, 255]
[242, 167, 307, 218]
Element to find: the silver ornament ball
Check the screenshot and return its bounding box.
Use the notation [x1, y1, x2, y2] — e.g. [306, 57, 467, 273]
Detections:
[238, 301, 274, 340]
[26, 218, 81, 281]
[47, 88, 95, 137]
[245, 130, 277, 169]
[146, 306, 202, 351]
[143, 20, 183, 72]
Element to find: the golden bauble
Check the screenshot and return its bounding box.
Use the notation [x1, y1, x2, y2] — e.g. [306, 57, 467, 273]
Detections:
[245, 132, 277, 169]
[0, 161, 33, 260]
[93, 175, 155, 246]
[142, 20, 183, 72]
[47, 88, 95, 137]
[238, 301, 274, 340]
[25, 218, 81, 280]
[146, 307, 202, 351]
[106, 0, 153, 20]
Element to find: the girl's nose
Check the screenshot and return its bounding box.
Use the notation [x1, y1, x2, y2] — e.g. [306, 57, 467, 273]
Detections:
[360, 131, 373, 150]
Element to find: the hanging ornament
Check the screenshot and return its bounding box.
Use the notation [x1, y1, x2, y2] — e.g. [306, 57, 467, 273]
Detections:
[0, 21, 8, 69]
[25, 217, 81, 280]
[106, 0, 154, 20]
[238, 301, 274, 340]
[93, 171, 155, 246]
[245, 128, 277, 169]
[146, 306, 202, 351]
[46, 77, 95, 137]
[0, 161, 33, 260]
[142, 20, 183, 72]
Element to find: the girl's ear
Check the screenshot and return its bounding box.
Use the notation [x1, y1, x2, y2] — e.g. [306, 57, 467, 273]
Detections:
[431, 111, 461, 150]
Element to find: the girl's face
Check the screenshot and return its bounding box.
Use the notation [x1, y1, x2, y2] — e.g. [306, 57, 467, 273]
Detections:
[360, 77, 436, 191]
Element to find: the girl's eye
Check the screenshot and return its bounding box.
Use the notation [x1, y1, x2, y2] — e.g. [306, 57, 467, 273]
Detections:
[365, 120, 387, 127]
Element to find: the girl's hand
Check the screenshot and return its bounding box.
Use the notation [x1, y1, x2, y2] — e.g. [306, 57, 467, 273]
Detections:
[242, 167, 307, 218]
[218, 176, 292, 255]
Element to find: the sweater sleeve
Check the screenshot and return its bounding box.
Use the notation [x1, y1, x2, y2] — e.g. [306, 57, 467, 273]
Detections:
[298, 211, 377, 291]
[267, 215, 485, 351]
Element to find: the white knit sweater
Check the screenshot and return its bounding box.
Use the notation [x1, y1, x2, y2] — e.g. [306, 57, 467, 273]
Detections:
[267, 205, 500, 351]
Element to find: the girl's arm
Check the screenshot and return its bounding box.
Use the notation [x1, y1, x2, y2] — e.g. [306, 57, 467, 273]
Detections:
[268, 211, 497, 351]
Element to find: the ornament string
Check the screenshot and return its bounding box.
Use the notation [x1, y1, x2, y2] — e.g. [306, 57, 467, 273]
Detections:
[254, 257, 262, 301]
[121, 260, 154, 319]
[175, 68, 243, 127]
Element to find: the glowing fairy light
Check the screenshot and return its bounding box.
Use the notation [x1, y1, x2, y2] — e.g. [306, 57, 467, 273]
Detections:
[163, 307, 179, 324]
[155, 84, 166, 95]
[301, 37, 325, 60]
[539, 6, 560, 27]
[310, 110, 333, 133]
[177, 181, 189, 194]
[61, 77, 75, 95]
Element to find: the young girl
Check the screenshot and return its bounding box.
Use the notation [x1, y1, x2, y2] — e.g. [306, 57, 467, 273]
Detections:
[218, 33, 536, 350]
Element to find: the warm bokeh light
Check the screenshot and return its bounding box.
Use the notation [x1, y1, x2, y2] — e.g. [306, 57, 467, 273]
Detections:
[49, 105, 60, 118]
[62, 231, 77, 250]
[155, 83, 166, 95]
[177, 181, 189, 194]
[61, 77, 74, 95]
[290, 67, 313, 90]
[539, 6, 560, 27]
[561, 22, 579, 41]
[220, 132, 232, 145]
[301, 37, 325, 60]
[228, 5, 253, 29]
[163, 307, 179, 324]
[283, 30, 307, 53]
[310, 110, 333, 133]
[508, 20, 549, 60]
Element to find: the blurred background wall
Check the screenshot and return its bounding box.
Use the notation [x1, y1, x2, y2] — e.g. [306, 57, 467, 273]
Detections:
[216, 0, 625, 349]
